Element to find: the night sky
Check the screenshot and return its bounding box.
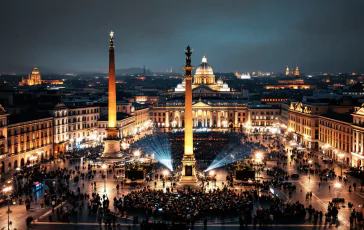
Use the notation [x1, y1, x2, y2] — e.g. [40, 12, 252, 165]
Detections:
[1, 0, 364, 74]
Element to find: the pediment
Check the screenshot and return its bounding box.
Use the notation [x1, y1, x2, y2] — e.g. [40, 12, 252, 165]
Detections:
[356, 107, 364, 115]
[192, 85, 216, 93]
[193, 101, 210, 107]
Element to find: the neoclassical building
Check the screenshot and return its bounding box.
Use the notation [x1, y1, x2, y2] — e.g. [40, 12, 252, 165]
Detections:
[151, 99, 248, 129]
[351, 104, 364, 169]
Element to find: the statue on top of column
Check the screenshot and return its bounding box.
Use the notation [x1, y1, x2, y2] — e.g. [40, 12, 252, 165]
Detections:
[185, 45, 192, 67]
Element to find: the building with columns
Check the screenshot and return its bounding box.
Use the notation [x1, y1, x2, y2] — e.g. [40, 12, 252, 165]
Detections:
[351, 104, 364, 169]
[319, 112, 352, 165]
[0, 105, 8, 155]
[5, 114, 53, 173]
[151, 99, 248, 130]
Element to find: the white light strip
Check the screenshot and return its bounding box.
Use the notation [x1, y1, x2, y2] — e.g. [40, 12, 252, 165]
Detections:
[351, 152, 364, 159]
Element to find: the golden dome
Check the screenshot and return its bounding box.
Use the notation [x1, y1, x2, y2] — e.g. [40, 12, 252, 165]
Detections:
[32, 67, 39, 75]
[195, 56, 213, 75]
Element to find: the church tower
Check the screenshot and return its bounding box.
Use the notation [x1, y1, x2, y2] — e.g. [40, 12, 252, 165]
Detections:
[285, 66, 290, 75]
[294, 65, 300, 76]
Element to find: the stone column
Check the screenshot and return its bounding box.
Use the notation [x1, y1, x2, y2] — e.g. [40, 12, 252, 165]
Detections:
[234, 111, 238, 127]
[356, 130, 359, 153]
[165, 111, 169, 128]
[217, 111, 221, 127]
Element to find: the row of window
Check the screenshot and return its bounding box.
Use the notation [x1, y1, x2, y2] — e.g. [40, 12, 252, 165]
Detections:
[8, 122, 52, 135]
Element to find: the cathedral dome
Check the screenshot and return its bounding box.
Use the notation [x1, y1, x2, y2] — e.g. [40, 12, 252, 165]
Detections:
[32, 67, 40, 75]
[217, 78, 223, 85]
[195, 56, 213, 75]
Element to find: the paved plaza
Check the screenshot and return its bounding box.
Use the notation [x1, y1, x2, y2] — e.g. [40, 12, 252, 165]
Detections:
[0, 133, 363, 230]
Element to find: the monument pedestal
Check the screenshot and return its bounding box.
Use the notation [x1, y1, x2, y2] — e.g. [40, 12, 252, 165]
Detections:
[180, 155, 197, 183]
[101, 128, 121, 159]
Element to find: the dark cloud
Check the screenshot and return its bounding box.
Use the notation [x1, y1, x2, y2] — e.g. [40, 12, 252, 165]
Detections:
[0, 0, 363, 74]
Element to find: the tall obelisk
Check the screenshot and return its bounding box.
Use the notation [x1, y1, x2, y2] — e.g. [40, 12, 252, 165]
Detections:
[102, 31, 121, 157]
[180, 46, 197, 182]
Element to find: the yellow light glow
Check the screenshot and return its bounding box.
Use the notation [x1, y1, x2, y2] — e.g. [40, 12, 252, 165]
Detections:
[209, 170, 215, 176]
[334, 182, 341, 188]
[102, 164, 107, 169]
[134, 150, 140, 157]
[163, 170, 169, 176]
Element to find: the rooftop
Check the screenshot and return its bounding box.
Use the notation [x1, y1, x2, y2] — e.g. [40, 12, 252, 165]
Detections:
[320, 112, 352, 123]
[8, 111, 52, 124]
[98, 112, 131, 121]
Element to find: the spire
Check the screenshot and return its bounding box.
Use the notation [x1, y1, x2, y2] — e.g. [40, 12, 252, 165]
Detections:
[294, 65, 300, 76]
[285, 65, 290, 75]
[202, 55, 207, 63]
[109, 30, 114, 48]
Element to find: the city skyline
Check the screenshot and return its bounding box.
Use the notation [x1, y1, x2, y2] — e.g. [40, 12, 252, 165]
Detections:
[1, 0, 364, 74]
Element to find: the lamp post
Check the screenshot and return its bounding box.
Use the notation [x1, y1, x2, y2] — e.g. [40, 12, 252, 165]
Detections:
[102, 164, 107, 193]
[338, 153, 345, 177]
[3, 186, 12, 230]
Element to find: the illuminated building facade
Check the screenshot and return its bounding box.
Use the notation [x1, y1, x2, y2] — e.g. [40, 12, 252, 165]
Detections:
[19, 67, 63, 86]
[319, 113, 352, 165]
[351, 104, 364, 169]
[66, 104, 99, 150]
[5, 116, 53, 173]
[288, 102, 329, 149]
[0, 105, 9, 155]
[246, 104, 281, 133]
[151, 100, 248, 130]
[265, 78, 315, 90]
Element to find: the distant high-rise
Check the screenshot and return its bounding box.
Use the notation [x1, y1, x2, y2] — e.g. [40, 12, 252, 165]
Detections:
[294, 65, 300, 76]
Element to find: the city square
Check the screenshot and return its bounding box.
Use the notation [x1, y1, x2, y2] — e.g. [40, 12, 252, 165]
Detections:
[1, 1, 364, 230]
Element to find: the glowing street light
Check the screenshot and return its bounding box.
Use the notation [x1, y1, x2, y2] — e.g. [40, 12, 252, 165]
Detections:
[209, 170, 215, 177]
[134, 150, 141, 157]
[255, 152, 263, 160]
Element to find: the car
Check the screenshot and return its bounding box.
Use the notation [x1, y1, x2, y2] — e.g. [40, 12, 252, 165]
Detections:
[291, 173, 300, 179]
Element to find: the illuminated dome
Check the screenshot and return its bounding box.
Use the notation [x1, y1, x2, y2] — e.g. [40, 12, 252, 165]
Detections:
[195, 56, 214, 75]
[217, 78, 223, 85]
[32, 67, 40, 75]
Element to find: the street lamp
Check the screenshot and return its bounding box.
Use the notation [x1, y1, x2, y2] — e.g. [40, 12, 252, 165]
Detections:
[102, 164, 107, 193]
[3, 186, 12, 230]
[338, 153, 345, 177]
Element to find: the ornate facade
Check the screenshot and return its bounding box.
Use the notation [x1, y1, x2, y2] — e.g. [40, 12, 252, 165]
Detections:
[151, 100, 248, 129]
[19, 67, 63, 86]
[351, 104, 364, 169]
[5, 116, 53, 173]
